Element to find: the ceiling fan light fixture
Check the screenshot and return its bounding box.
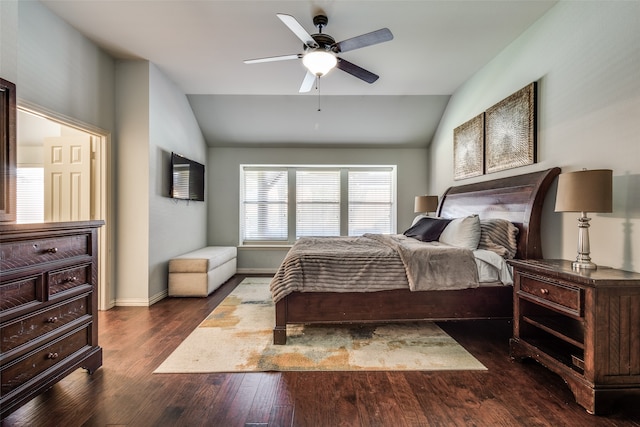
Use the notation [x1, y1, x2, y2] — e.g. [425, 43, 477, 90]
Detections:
[302, 50, 337, 77]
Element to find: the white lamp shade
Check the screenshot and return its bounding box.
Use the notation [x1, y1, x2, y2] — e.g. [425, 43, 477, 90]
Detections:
[555, 169, 613, 213]
[302, 50, 337, 76]
[414, 195, 439, 213]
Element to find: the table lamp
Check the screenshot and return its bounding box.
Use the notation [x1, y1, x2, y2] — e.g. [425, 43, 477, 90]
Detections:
[554, 169, 612, 270]
[414, 195, 439, 215]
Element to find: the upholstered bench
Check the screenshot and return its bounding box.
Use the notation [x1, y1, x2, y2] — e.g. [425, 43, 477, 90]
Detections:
[168, 246, 237, 297]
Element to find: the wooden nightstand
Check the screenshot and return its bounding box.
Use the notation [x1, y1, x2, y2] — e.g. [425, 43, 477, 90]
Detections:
[508, 259, 640, 415]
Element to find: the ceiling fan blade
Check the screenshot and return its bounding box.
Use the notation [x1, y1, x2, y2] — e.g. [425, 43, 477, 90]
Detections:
[244, 54, 301, 64]
[334, 28, 393, 53]
[336, 58, 379, 84]
[277, 13, 319, 48]
[299, 71, 316, 93]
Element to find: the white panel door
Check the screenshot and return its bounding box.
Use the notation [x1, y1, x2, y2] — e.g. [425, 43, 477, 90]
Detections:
[44, 136, 91, 222]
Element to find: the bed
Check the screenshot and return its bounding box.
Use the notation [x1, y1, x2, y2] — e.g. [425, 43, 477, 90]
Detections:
[270, 167, 560, 344]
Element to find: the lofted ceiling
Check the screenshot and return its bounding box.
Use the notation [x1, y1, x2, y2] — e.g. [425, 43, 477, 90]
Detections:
[41, 0, 557, 148]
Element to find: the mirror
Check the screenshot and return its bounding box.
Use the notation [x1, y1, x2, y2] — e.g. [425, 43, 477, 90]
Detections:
[1, 77, 17, 222]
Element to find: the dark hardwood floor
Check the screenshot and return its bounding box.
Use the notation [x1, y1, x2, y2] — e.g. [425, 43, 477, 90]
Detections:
[3, 275, 639, 427]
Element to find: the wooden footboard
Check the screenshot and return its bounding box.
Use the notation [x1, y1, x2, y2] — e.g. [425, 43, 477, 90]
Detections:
[273, 286, 513, 344]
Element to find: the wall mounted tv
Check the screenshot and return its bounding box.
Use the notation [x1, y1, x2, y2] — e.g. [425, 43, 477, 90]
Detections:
[170, 152, 205, 201]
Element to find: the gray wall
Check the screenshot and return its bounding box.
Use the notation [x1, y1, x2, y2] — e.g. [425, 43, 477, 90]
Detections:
[429, 1, 640, 273]
[114, 61, 150, 304]
[3, 2, 208, 306]
[11, 1, 115, 132]
[207, 147, 429, 272]
[115, 60, 208, 305]
[148, 63, 208, 301]
[2, 1, 118, 305]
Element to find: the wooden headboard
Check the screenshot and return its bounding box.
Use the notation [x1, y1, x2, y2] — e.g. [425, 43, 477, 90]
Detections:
[438, 167, 560, 259]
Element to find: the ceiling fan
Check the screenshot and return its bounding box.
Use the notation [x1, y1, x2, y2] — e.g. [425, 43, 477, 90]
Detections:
[244, 13, 393, 93]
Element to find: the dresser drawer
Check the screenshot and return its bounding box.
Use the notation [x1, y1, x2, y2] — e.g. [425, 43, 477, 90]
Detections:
[1, 294, 91, 354]
[1, 327, 90, 396]
[518, 274, 582, 316]
[48, 264, 91, 296]
[0, 276, 42, 313]
[0, 234, 90, 271]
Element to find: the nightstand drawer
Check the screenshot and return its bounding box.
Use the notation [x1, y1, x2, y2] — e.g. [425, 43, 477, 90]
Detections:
[519, 274, 582, 316]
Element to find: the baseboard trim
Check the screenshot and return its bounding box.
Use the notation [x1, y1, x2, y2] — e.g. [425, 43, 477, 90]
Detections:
[149, 289, 168, 305]
[115, 289, 168, 307]
[236, 268, 277, 275]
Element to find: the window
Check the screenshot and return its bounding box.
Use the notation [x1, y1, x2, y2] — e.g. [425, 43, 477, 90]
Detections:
[241, 165, 396, 244]
[16, 167, 44, 223]
[296, 170, 340, 238]
[348, 170, 393, 235]
[242, 168, 288, 241]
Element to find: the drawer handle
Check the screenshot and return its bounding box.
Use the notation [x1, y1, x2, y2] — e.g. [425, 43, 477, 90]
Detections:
[540, 288, 550, 295]
[44, 247, 58, 254]
[47, 316, 58, 323]
[64, 277, 78, 283]
[47, 352, 59, 360]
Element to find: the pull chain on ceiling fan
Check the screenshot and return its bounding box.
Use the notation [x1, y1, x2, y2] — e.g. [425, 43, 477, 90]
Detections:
[244, 13, 393, 93]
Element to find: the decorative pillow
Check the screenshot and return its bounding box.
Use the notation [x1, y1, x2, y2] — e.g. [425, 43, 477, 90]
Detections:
[438, 215, 481, 250]
[411, 214, 428, 226]
[403, 217, 453, 242]
[478, 218, 519, 259]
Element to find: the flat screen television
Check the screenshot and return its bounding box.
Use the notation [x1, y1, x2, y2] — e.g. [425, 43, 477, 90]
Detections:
[170, 152, 205, 201]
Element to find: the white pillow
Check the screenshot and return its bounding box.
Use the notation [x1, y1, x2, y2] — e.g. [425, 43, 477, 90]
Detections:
[439, 215, 481, 250]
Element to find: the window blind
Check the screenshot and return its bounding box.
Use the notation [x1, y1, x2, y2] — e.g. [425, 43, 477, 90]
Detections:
[16, 167, 44, 223]
[242, 169, 288, 241]
[348, 170, 393, 235]
[296, 170, 340, 238]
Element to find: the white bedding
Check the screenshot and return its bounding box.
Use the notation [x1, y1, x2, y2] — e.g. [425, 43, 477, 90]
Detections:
[474, 249, 513, 285]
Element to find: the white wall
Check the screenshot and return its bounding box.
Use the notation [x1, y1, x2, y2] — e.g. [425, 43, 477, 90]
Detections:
[208, 147, 430, 272]
[429, 1, 640, 272]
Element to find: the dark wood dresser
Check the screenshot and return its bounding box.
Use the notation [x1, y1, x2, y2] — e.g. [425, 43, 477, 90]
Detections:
[508, 259, 640, 414]
[0, 220, 104, 419]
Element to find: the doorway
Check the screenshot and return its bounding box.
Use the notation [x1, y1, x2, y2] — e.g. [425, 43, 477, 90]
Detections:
[16, 104, 112, 310]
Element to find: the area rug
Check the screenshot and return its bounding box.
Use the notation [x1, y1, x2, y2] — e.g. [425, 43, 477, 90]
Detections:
[154, 277, 486, 373]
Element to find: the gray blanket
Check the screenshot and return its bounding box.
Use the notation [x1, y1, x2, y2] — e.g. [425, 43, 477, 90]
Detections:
[270, 234, 479, 303]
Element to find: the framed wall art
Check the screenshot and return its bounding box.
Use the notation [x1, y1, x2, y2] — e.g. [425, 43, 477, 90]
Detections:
[485, 82, 537, 174]
[453, 113, 484, 180]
